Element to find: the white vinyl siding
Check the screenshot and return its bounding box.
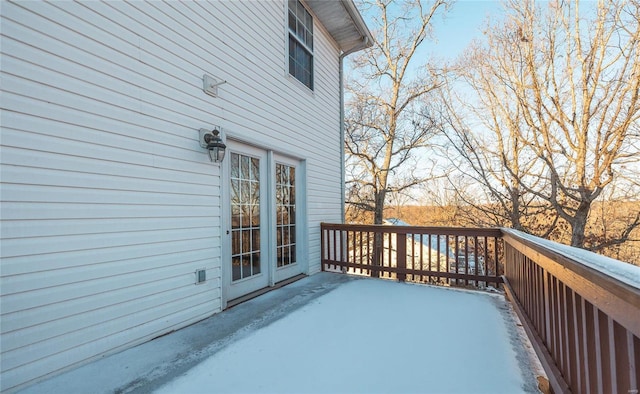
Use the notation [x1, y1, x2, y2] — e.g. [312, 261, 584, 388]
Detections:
[0, 0, 342, 391]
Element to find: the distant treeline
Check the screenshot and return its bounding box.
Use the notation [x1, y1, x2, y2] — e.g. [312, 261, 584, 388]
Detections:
[347, 201, 640, 266]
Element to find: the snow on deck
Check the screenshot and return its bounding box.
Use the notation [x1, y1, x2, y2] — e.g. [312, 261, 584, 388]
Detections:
[156, 279, 539, 393]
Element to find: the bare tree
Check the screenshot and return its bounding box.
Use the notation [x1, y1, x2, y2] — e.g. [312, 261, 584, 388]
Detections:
[345, 0, 450, 224]
[441, 0, 640, 248]
[435, 86, 558, 235]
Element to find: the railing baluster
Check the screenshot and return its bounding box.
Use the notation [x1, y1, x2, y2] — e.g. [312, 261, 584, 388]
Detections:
[571, 292, 585, 387]
[387, 230, 392, 279]
[346, 230, 351, 272]
[453, 236, 459, 286]
[608, 317, 620, 393]
[566, 287, 577, 390]
[594, 306, 605, 392]
[427, 233, 432, 283]
[410, 232, 415, 282]
[494, 236, 500, 287]
[366, 231, 371, 276]
[419, 234, 424, 283]
[332, 227, 337, 269]
[559, 283, 569, 384]
[481, 236, 486, 287]
[598, 301, 608, 393]
[575, 297, 590, 392]
[436, 234, 442, 282]
[464, 236, 469, 286]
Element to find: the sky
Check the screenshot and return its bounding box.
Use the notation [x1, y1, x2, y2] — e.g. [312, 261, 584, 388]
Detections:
[345, 1, 509, 205]
[426, 0, 505, 61]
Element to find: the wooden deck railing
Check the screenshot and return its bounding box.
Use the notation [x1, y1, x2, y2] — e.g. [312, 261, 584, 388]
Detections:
[501, 229, 640, 394]
[320, 223, 503, 287]
[321, 223, 640, 393]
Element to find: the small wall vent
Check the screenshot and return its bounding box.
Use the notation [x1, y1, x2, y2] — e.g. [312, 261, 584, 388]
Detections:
[195, 269, 206, 284]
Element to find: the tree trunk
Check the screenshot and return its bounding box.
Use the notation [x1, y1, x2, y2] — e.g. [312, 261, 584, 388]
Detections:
[570, 203, 591, 247]
[371, 190, 386, 277]
[510, 187, 524, 231]
[373, 189, 386, 225]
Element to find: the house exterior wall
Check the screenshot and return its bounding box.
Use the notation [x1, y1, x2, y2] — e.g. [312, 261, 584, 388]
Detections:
[0, 1, 344, 391]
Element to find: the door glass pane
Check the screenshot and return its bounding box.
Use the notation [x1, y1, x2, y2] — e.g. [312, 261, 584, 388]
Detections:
[252, 252, 261, 275]
[275, 163, 296, 267]
[231, 209, 240, 230]
[231, 154, 239, 179]
[231, 152, 261, 281]
[248, 205, 257, 227]
[251, 181, 260, 204]
[251, 158, 260, 181]
[289, 205, 296, 225]
[242, 229, 251, 254]
[241, 155, 250, 179]
[232, 255, 241, 281]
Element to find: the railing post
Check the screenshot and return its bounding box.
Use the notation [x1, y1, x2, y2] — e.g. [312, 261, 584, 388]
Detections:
[321, 224, 325, 271]
[371, 230, 382, 278]
[397, 233, 406, 282]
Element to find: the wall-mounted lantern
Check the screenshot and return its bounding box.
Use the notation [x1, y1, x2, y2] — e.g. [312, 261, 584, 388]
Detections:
[199, 128, 226, 163]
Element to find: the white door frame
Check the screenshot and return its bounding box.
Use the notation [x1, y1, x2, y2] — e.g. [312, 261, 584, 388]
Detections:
[272, 153, 306, 283]
[221, 140, 308, 308]
[222, 141, 270, 304]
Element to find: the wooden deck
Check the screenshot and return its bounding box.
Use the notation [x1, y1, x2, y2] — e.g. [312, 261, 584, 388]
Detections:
[321, 223, 640, 394]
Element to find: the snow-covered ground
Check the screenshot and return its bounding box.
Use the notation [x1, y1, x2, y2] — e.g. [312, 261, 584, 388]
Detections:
[156, 279, 540, 394]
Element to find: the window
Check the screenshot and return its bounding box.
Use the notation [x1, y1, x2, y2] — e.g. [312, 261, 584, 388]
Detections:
[276, 163, 296, 267]
[230, 153, 261, 281]
[288, 0, 313, 90]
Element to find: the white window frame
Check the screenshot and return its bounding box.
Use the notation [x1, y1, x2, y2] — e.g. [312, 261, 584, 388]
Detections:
[287, 0, 314, 90]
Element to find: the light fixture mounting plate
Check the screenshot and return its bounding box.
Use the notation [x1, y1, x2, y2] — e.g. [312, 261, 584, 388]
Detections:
[199, 128, 217, 148]
[203, 74, 226, 97]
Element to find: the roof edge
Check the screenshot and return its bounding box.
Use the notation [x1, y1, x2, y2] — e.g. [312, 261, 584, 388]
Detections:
[305, 0, 373, 54]
[340, 0, 374, 53]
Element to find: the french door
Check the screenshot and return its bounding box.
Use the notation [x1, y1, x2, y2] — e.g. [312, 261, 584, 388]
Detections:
[223, 141, 303, 302]
[273, 155, 301, 283]
[225, 143, 269, 300]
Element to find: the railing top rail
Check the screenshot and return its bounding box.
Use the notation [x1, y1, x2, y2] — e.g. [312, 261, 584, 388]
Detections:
[321, 223, 502, 237]
[501, 228, 640, 337]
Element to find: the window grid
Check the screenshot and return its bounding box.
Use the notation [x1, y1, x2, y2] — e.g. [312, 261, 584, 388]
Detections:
[231, 153, 261, 281]
[288, 0, 313, 89]
[276, 164, 296, 267]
